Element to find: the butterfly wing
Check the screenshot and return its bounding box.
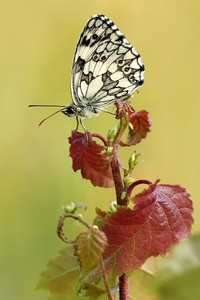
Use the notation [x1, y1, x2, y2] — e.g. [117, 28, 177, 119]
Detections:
[70, 14, 145, 108]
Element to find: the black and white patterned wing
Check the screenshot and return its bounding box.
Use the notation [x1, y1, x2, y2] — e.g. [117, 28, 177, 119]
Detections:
[71, 14, 145, 108]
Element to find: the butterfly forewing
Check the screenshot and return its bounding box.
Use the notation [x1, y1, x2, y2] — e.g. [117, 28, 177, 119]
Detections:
[70, 14, 144, 110]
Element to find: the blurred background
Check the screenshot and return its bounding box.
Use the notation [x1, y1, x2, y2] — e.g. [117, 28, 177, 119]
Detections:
[1, 0, 200, 299]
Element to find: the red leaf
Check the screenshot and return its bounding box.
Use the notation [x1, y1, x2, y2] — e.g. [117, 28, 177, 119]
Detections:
[121, 110, 151, 146]
[69, 131, 114, 187]
[98, 183, 193, 277]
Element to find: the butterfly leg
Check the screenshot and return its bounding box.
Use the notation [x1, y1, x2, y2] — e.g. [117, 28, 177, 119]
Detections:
[80, 117, 87, 132]
[80, 117, 89, 141]
[75, 116, 79, 130]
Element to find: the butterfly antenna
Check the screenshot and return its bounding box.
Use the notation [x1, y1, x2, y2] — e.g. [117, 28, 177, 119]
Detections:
[28, 104, 66, 126]
[38, 108, 66, 127]
[28, 104, 65, 108]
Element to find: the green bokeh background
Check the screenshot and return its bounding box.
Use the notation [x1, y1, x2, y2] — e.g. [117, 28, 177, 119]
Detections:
[1, 0, 200, 299]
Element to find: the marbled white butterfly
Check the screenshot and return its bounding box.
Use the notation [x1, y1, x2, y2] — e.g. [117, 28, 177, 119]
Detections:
[29, 14, 145, 126]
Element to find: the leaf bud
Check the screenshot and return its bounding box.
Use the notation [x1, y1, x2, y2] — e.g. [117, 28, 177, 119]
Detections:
[109, 201, 117, 212]
[128, 152, 140, 172]
[107, 125, 118, 143]
[123, 175, 134, 187]
[63, 202, 76, 213]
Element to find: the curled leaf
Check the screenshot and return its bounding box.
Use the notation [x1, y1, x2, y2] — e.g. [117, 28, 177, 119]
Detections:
[69, 131, 114, 187]
[120, 110, 152, 146]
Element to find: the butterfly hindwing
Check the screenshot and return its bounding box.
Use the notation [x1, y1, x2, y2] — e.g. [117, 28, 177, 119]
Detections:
[70, 14, 144, 109]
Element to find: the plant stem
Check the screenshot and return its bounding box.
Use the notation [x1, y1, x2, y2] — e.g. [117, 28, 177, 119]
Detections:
[124, 179, 152, 202]
[100, 256, 114, 300]
[110, 143, 124, 205]
[57, 212, 90, 243]
[90, 132, 108, 146]
[110, 117, 128, 206]
[109, 116, 129, 298]
[119, 274, 128, 300]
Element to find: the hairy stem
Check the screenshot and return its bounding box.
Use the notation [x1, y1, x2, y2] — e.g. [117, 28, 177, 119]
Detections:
[57, 212, 90, 243]
[110, 143, 124, 205]
[90, 132, 108, 146]
[109, 116, 129, 298]
[119, 274, 129, 300]
[124, 179, 152, 202]
[110, 117, 128, 206]
[100, 256, 114, 300]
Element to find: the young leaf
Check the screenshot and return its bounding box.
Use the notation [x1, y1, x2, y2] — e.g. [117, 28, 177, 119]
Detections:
[120, 110, 151, 146]
[74, 226, 107, 271]
[97, 182, 193, 278]
[37, 247, 80, 299]
[115, 99, 135, 119]
[69, 131, 114, 187]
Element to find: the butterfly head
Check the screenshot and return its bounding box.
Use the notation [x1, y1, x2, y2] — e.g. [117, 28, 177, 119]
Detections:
[62, 103, 101, 119]
[62, 104, 78, 117]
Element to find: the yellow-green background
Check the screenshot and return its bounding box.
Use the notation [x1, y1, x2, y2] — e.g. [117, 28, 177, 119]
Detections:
[1, 0, 199, 299]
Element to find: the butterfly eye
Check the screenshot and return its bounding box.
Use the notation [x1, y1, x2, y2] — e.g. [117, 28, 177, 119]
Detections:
[92, 34, 98, 40]
[63, 106, 76, 116]
[93, 53, 99, 61]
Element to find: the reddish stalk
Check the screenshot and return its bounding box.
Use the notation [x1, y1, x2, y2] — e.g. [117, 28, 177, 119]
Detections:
[110, 117, 128, 206]
[124, 179, 152, 203]
[119, 274, 129, 300]
[109, 116, 129, 299]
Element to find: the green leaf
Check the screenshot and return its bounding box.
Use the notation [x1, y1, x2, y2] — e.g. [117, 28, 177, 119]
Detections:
[81, 283, 106, 300]
[153, 234, 200, 300]
[37, 247, 80, 299]
[78, 265, 157, 300]
[75, 226, 107, 271]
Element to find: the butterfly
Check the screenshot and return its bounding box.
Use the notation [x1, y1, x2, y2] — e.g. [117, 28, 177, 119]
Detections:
[29, 14, 145, 127]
